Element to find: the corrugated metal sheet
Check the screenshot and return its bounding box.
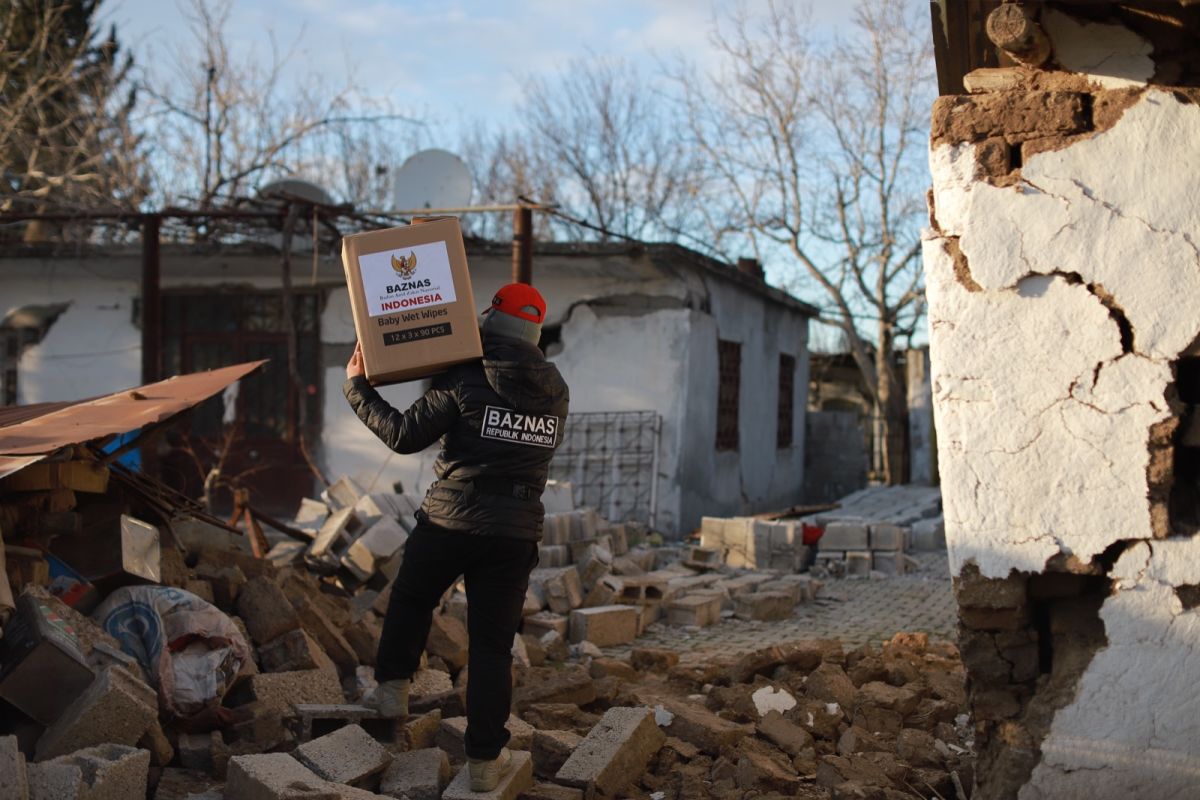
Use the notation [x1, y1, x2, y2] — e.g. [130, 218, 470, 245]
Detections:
[0, 361, 267, 456]
[0, 400, 81, 429]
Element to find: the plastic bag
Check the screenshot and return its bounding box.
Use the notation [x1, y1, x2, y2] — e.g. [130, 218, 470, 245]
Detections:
[92, 585, 252, 718]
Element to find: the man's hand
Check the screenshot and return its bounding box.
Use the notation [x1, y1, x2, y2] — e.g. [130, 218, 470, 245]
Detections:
[346, 342, 366, 380]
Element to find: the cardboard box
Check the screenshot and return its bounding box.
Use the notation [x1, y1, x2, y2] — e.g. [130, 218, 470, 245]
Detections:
[341, 217, 482, 385]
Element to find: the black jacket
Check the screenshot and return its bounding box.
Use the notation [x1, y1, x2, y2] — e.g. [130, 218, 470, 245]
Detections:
[343, 336, 570, 541]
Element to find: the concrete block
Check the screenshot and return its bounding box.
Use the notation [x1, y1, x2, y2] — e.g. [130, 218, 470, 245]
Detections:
[308, 506, 360, 560]
[665, 594, 722, 627]
[606, 524, 628, 557]
[573, 544, 613, 590]
[682, 546, 722, 570]
[755, 580, 803, 605]
[821, 521, 869, 550]
[240, 668, 344, 713]
[871, 550, 906, 575]
[714, 573, 773, 597]
[0, 735, 27, 800]
[540, 568, 584, 614]
[321, 475, 366, 512]
[28, 744, 149, 800]
[294, 724, 392, 786]
[236, 577, 300, 646]
[35, 666, 157, 760]
[442, 750, 532, 800]
[568, 606, 639, 647]
[733, 591, 795, 622]
[845, 550, 872, 576]
[537, 545, 569, 568]
[293, 497, 330, 532]
[427, 613, 469, 672]
[541, 514, 570, 546]
[910, 518, 945, 550]
[531, 730, 582, 778]
[342, 517, 408, 580]
[193, 562, 246, 610]
[152, 767, 224, 800]
[522, 611, 568, 640]
[403, 710, 443, 751]
[555, 707, 666, 796]
[380, 748, 451, 800]
[615, 576, 668, 605]
[224, 753, 329, 800]
[654, 697, 749, 754]
[868, 523, 906, 551]
[259, 629, 335, 673]
[293, 597, 359, 673]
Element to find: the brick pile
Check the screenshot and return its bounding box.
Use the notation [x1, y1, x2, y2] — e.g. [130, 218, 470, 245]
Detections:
[0, 459, 969, 798]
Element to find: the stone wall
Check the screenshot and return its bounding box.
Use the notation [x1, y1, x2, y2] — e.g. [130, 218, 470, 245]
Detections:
[924, 6, 1200, 798]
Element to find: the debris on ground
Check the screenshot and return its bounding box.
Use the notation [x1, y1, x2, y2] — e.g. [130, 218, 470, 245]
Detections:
[0, 445, 970, 798]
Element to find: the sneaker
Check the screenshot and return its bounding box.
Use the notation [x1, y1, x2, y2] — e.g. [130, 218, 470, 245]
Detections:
[468, 748, 513, 792]
[362, 678, 410, 717]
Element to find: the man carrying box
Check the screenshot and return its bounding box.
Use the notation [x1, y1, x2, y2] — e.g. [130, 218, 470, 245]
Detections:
[343, 282, 569, 792]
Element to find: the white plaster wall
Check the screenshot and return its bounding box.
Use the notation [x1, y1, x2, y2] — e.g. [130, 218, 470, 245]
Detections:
[5, 261, 141, 403]
[550, 305, 692, 531]
[1022, 539, 1200, 799]
[925, 85, 1200, 796]
[925, 89, 1197, 578]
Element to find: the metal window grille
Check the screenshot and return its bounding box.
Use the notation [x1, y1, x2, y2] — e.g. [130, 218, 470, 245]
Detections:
[716, 339, 741, 451]
[778, 353, 795, 448]
[550, 411, 661, 526]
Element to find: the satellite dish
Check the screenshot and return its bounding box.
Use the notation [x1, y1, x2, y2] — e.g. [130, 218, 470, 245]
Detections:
[393, 149, 472, 211]
[258, 179, 335, 206]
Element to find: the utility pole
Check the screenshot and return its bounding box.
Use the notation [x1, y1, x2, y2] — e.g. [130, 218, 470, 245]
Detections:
[511, 205, 533, 284]
[141, 214, 162, 384]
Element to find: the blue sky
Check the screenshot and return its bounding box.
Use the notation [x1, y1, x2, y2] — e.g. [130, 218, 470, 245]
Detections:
[101, 0, 863, 137]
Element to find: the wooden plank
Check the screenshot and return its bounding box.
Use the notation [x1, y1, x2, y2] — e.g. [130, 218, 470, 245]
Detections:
[0, 461, 110, 494]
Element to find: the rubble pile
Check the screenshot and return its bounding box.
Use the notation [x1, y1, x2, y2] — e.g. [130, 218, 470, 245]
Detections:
[0, 452, 971, 799]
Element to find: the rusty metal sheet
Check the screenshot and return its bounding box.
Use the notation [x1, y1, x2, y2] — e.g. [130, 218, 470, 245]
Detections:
[0, 454, 45, 480]
[0, 361, 267, 456]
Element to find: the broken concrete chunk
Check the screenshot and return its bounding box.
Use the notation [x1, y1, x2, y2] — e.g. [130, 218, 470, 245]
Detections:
[0, 735, 27, 800]
[28, 744, 149, 800]
[756, 710, 814, 757]
[531, 729, 582, 778]
[437, 715, 534, 762]
[224, 753, 331, 800]
[294, 723, 392, 786]
[523, 611, 568, 640]
[555, 706, 666, 797]
[36, 665, 158, 760]
[236, 577, 300, 646]
[380, 748, 451, 800]
[321, 476, 366, 512]
[260, 629, 336, 674]
[539, 567, 584, 614]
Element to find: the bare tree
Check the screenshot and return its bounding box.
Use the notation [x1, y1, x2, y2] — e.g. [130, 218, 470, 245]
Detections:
[142, 0, 415, 217]
[518, 57, 702, 242]
[457, 123, 560, 240]
[676, 0, 931, 483]
[0, 1, 148, 231]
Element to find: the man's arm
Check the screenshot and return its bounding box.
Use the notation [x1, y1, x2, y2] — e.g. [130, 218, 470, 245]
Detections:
[342, 343, 459, 454]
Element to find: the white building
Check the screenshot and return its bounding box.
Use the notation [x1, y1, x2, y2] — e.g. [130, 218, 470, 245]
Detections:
[2, 237, 815, 535]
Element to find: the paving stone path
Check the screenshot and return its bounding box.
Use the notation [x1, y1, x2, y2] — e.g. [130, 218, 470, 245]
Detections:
[607, 550, 956, 663]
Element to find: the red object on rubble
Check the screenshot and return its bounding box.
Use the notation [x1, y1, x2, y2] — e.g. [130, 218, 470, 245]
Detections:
[801, 523, 824, 546]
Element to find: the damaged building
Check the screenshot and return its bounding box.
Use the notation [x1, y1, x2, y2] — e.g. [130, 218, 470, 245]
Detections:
[3, 239, 815, 534]
[925, 2, 1200, 797]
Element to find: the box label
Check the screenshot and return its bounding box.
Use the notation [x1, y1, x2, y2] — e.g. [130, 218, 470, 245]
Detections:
[481, 405, 560, 448]
[383, 322, 454, 346]
[359, 240, 458, 316]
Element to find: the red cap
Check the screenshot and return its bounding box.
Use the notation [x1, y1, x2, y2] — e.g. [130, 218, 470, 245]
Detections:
[485, 283, 546, 323]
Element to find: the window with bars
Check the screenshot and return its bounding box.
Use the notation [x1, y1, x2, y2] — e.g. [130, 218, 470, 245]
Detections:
[716, 339, 741, 451]
[778, 353, 795, 448]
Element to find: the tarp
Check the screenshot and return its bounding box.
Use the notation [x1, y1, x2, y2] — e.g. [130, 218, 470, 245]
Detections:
[0, 361, 266, 456]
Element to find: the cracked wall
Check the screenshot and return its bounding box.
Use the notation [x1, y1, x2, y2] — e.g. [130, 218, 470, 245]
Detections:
[924, 8, 1200, 799]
